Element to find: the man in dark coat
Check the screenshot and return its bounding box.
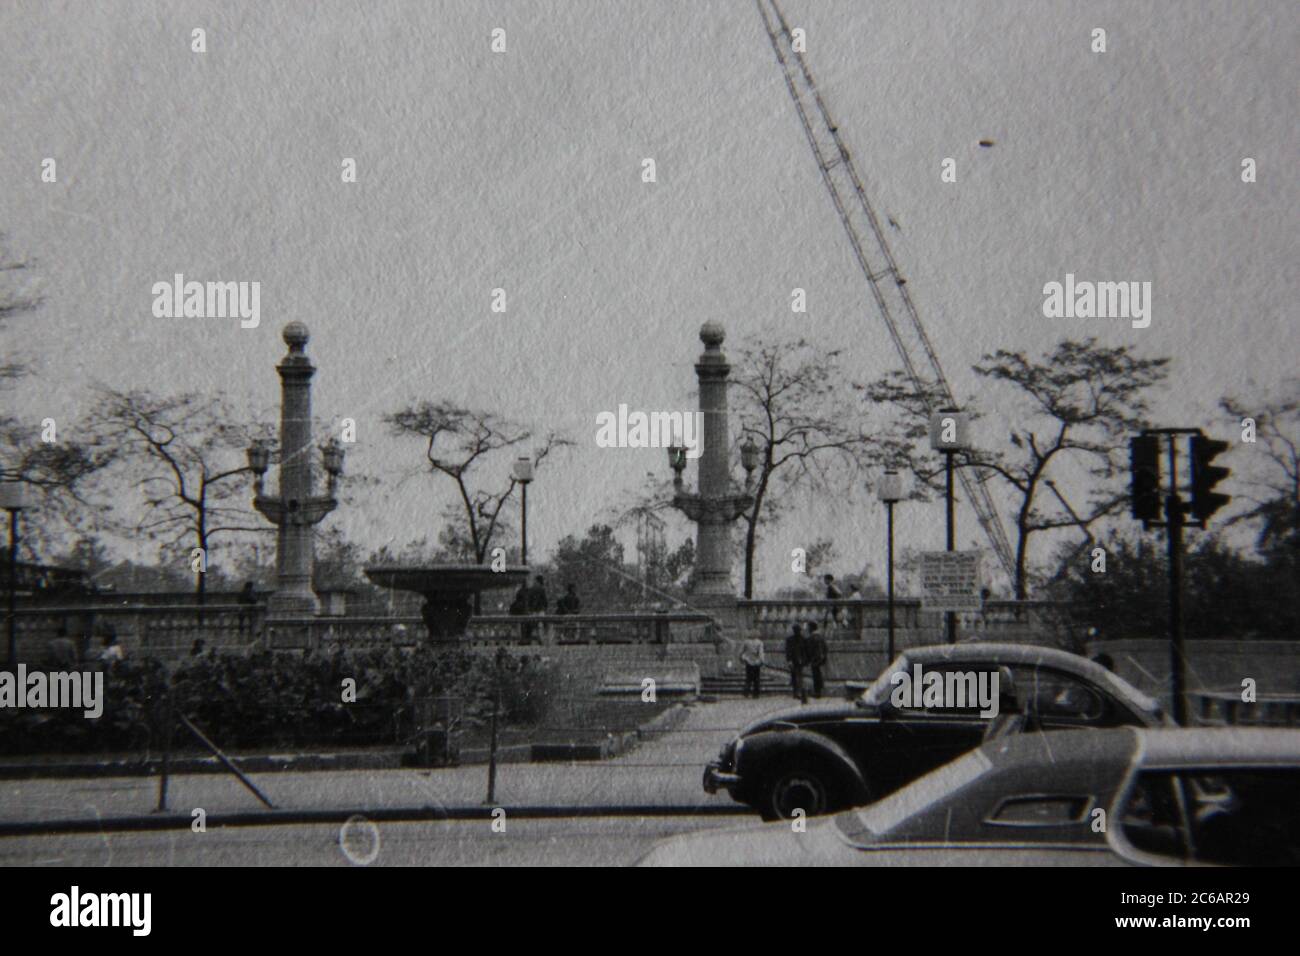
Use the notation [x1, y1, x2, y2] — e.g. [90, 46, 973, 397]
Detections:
[806, 621, 828, 698]
[784, 622, 807, 703]
[526, 575, 549, 643]
[555, 583, 581, 615]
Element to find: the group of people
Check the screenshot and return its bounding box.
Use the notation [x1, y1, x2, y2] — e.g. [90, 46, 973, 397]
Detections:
[508, 576, 581, 643]
[736, 620, 829, 702]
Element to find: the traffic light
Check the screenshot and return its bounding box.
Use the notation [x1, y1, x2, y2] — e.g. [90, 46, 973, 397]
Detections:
[1190, 434, 1231, 523]
[1129, 435, 1162, 523]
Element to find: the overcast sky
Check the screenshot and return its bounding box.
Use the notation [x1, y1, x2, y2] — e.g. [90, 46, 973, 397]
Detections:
[2, 0, 1296, 593]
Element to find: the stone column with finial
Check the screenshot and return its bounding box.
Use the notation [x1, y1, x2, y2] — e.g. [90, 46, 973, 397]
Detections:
[252, 323, 344, 620]
[669, 322, 754, 614]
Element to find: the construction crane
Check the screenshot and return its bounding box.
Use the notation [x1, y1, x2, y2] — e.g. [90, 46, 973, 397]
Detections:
[755, 0, 1018, 581]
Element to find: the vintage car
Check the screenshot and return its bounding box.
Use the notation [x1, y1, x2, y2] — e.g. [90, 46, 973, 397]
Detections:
[704, 643, 1167, 819]
[651, 726, 1300, 866]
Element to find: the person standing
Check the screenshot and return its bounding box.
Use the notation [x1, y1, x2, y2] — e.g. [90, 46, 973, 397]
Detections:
[556, 583, 581, 615]
[739, 634, 765, 698]
[98, 628, 125, 666]
[527, 575, 549, 644]
[807, 621, 828, 698]
[784, 622, 807, 703]
[237, 580, 258, 633]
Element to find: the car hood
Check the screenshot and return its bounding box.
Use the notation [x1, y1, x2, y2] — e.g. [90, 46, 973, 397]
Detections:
[738, 701, 874, 737]
[639, 816, 1125, 867]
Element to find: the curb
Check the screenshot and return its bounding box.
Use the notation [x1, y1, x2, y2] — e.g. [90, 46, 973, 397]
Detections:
[0, 803, 753, 838]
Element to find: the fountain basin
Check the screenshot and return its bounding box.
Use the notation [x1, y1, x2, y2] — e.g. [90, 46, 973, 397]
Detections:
[364, 564, 529, 641]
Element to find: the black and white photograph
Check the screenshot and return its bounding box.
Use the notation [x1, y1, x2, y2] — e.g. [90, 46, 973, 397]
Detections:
[0, 0, 1296, 932]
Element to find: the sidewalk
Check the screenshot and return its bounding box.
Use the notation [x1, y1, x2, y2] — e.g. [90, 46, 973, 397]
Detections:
[0, 697, 793, 827]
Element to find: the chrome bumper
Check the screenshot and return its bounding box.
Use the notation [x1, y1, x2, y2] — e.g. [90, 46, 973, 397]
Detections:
[703, 762, 741, 794]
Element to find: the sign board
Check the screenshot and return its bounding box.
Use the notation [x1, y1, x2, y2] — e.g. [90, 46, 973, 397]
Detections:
[928, 410, 971, 452]
[919, 551, 983, 612]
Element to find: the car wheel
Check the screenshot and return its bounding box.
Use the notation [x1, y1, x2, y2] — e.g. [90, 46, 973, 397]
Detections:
[762, 766, 832, 821]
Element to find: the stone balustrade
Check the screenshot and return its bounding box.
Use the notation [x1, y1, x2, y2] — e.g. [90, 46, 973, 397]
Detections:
[738, 598, 1063, 646]
[11, 595, 1063, 663]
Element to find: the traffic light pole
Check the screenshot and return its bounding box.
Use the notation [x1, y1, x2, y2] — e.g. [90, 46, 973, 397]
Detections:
[1132, 427, 1229, 728]
[1165, 439, 1188, 726]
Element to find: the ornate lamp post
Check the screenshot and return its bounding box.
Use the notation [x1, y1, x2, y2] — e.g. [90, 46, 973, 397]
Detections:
[248, 323, 345, 620]
[876, 469, 906, 662]
[1, 481, 29, 669]
[667, 323, 756, 606]
[512, 455, 534, 566]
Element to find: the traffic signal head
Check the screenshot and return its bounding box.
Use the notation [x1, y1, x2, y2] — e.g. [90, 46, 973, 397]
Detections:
[1190, 434, 1231, 524]
[1129, 435, 1162, 523]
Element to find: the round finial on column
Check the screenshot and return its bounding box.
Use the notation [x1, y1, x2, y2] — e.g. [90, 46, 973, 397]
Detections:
[699, 321, 725, 348]
[282, 322, 310, 352]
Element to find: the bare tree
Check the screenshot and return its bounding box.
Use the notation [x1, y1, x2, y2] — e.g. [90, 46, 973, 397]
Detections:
[732, 337, 878, 598]
[0, 236, 115, 553]
[91, 389, 267, 611]
[384, 400, 570, 564]
[1221, 379, 1300, 554]
[862, 338, 1169, 599]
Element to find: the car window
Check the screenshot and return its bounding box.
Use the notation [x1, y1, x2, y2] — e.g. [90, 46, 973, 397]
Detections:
[987, 795, 1091, 826]
[880, 664, 1003, 717]
[1184, 768, 1300, 866]
[1013, 667, 1106, 722]
[1118, 771, 1189, 861]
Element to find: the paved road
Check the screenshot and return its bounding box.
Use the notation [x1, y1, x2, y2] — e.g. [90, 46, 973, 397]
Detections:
[0, 816, 752, 866]
[0, 696, 797, 864]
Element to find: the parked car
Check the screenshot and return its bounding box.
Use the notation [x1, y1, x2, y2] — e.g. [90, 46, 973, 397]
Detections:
[651, 726, 1300, 865]
[704, 643, 1167, 820]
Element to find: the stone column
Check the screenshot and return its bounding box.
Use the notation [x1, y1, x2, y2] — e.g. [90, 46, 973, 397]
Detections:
[690, 322, 739, 602]
[267, 322, 320, 618]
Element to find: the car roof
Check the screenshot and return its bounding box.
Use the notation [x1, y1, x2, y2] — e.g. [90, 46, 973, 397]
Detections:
[978, 725, 1300, 773]
[1135, 727, 1300, 765]
[897, 642, 1162, 716]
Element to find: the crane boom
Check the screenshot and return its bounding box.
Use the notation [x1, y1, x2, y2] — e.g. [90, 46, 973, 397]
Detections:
[756, 0, 1018, 581]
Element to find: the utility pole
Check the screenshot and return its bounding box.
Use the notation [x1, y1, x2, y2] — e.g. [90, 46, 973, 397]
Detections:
[1164, 437, 1188, 727]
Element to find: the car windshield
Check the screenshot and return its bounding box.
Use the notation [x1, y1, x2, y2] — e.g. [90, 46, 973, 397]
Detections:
[837, 747, 994, 842]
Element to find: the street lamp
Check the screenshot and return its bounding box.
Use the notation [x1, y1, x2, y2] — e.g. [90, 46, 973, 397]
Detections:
[246, 440, 271, 492]
[667, 442, 687, 490]
[512, 455, 534, 566]
[1, 482, 30, 669]
[929, 407, 970, 644]
[876, 469, 906, 663]
[740, 436, 759, 491]
[321, 439, 345, 496]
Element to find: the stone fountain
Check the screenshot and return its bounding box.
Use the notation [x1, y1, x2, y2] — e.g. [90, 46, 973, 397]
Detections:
[365, 564, 529, 641]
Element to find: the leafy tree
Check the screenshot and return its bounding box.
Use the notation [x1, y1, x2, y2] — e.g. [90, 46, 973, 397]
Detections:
[1047, 530, 1298, 643]
[549, 523, 637, 611]
[862, 338, 1169, 599]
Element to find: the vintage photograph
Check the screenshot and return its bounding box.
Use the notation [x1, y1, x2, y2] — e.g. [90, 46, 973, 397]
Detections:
[0, 0, 1296, 894]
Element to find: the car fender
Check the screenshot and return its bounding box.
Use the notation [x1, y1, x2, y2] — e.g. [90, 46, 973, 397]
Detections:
[738, 728, 872, 804]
